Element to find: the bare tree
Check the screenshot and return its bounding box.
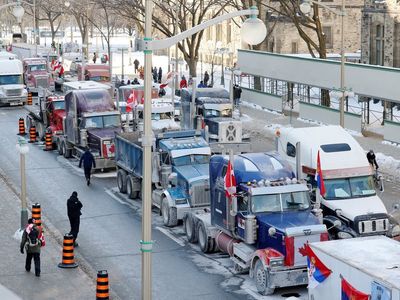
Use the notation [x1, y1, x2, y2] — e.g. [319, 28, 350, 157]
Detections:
[37, 0, 64, 44]
[112, 0, 232, 77]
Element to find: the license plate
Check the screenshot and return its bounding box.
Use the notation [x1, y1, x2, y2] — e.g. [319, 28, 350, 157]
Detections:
[10, 101, 21, 106]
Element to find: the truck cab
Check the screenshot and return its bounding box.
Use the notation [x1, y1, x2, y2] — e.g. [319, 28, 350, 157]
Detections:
[132, 102, 181, 132]
[77, 63, 111, 83]
[276, 126, 396, 239]
[180, 87, 250, 153]
[23, 58, 54, 93]
[0, 58, 27, 106]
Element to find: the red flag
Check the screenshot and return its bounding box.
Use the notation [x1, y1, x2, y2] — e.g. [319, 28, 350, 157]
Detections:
[315, 150, 326, 196]
[341, 277, 369, 300]
[126, 91, 136, 113]
[224, 160, 236, 199]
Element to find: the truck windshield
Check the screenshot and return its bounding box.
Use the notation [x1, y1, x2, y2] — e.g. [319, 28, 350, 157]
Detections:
[0, 75, 23, 85]
[90, 76, 110, 82]
[152, 112, 173, 120]
[53, 101, 65, 110]
[251, 191, 310, 213]
[84, 115, 120, 129]
[204, 108, 232, 118]
[30, 64, 46, 71]
[324, 176, 376, 200]
[172, 154, 210, 166]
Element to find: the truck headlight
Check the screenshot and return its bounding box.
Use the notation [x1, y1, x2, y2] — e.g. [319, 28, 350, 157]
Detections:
[337, 231, 353, 239]
[269, 257, 284, 268]
[390, 225, 400, 237]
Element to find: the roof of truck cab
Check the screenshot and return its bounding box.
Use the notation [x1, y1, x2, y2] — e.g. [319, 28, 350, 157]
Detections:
[159, 136, 209, 151]
[180, 87, 229, 102]
[196, 97, 231, 105]
[63, 80, 110, 90]
[311, 236, 400, 288]
[0, 59, 23, 74]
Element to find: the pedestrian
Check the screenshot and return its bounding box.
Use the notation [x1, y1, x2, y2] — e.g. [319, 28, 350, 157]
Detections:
[92, 52, 97, 64]
[197, 80, 206, 88]
[188, 76, 193, 86]
[67, 191, 83, 246]
[134, 59, 140, 73]
[132, 78, 140, 85]
[20, 218, 44, 277]
[127, 79, 131, 85]
[79, 147, 96, 186]
[158, 67, 163, 83]
[367, 150, 379, 171]
[203, 71, 209, 87]
[152, 67, 158, 83]
[180, 75, 187, 89]
[233, 84, 242, 106]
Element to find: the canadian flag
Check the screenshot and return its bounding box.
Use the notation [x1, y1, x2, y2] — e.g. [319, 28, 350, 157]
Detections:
[224, 160, 236, 199]
[126, 91, 137, 113]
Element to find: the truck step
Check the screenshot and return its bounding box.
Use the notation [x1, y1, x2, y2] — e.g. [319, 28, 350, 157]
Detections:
[231, 256, 250, 273]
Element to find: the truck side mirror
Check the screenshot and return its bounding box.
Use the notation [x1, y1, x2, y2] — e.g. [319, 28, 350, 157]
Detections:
[168, 172, 177, 186]
[268, 227, 276, 237]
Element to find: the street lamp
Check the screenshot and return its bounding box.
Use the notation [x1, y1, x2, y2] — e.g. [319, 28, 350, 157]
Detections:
[216, 46, 229, 86]
[16, 137, 29, 229]
[141, 4, 266, 300]
[300, 0, 346, 127]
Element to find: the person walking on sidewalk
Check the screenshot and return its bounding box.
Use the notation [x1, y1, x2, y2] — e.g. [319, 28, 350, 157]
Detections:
[203, 71, 209, 87]
[67, 191, 83, 247]
[20, 218, 44, 277]
[134, 59, 140, 73]
[92, 52, 97, 64]
[79, 147, 96, 186]
[367, 149, 379, 171]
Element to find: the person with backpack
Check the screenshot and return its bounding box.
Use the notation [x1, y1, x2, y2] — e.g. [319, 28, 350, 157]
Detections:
[67, 191, 83, 247]
[20, 218, 44, 277]
[79, 147, 96, 186]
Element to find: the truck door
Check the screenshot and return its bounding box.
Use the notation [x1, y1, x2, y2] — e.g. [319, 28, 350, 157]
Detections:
[211, 163, 228, 229]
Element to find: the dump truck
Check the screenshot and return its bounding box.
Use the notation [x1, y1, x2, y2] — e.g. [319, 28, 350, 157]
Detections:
[184, 152, 328, 295]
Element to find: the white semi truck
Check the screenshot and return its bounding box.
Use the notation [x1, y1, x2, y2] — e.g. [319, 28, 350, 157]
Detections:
[308, 236, 400, 300]
[0, 58, 27, 106]
[277, 125, 400, 239]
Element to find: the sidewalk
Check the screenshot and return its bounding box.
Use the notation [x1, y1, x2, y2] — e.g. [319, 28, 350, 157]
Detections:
[240, 103, 400, 179]
[0, 173, 95, 300]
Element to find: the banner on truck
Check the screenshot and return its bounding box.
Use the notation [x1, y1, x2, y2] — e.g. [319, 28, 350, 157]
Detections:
[371, 281, 391, 300]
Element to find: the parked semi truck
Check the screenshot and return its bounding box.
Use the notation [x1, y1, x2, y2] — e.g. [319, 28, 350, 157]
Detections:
[0, 57, 27, 106]
[25, 93, 65, 141]
[57, 88, 121, 169]
[184, 152, 327, 295]
[115, 130, 211, 226]
[276, 125, 400, 239]
[23, 58, 55, 94]
[307, 236, 400, 300]
[180, 88, 250, 153]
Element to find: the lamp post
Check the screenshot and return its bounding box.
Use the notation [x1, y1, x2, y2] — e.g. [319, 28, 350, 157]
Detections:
[300, 0, 346, 127]
[16, 137, 29, 229]
[142, 3, 266, 299]
[216, 46, 229, 86]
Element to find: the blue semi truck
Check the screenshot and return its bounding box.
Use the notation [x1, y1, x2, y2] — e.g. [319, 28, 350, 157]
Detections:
[184, 152, 328, 295]
[115, 129, 211, 226]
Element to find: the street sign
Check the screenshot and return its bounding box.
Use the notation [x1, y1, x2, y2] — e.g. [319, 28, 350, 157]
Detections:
[40, 31, 65, 38]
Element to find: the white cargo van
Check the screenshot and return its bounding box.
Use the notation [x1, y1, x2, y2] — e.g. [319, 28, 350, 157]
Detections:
[277, 126, 399, 239]
[308, 236, 400, 300]
[0, 58, 27, 105]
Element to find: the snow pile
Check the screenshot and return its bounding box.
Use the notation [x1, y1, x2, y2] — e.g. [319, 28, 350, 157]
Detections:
[382, 140, 400, 148]
[241, 101, 282, 116]
[376, 152, 400, 178]
[264, 123, 292, 135]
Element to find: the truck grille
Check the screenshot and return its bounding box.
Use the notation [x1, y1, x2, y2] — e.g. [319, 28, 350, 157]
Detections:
[6, 89, 22, 97]
[36, 77, 49, 88]
[190, 182, 210, 207]
[358, 219, 388, 234]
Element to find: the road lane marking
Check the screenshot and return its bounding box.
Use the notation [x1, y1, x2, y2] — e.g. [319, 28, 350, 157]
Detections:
[156, 226, 186, 247]
[105, 188, 136, 210]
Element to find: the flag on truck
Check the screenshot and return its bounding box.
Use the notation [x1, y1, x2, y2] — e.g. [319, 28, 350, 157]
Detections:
[315, 150, 326, 196]
[341, 276, 369, 300]
[299, 243, 331, 289]
[224, 160, 236, 199]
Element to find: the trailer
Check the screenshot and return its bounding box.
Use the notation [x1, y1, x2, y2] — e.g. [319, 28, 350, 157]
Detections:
[308, 236, 400, 300]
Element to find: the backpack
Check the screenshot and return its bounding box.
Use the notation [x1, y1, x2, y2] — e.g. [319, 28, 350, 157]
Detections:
[27, 226, 39, 247]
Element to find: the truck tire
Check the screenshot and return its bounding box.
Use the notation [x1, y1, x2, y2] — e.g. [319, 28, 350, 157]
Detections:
[254, 260, 275, 295]
[117, 169, 127, 194]
[57, 138, 63, 155]
[62, 141, 71, 158]
[126, 175, 137, 199]
[197, 222, 214, 253]
[184, 214, 197, 243]
[162, 198, 178, 227]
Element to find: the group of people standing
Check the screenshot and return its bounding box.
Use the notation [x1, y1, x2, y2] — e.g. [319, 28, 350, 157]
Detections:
[179, 71, 210, 89]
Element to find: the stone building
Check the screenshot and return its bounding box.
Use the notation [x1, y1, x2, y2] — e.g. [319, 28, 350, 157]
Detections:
[361, 0, 400, 67]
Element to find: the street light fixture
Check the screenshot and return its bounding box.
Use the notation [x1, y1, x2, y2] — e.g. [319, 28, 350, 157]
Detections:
[16, 137, 29, 229]
[141, 4, 266, 300]
[300, 0, 346, 128]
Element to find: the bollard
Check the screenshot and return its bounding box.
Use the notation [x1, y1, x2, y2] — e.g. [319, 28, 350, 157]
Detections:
[96, 270, 109, 300]
[27, 92, 33, 105]
[32, 203, 41, 227]
[58, 234, 78, 268]
[28, 126, 37, 143]
[18, 118, 25, 135]
[43, 132, 52, 151]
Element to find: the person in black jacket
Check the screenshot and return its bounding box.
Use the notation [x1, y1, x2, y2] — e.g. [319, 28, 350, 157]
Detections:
[367, 150, 379, 170]
[67, 191, 83, 246]
[79, 148, 96, 186]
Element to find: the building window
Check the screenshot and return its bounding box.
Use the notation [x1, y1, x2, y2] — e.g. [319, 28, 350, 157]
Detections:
[216, 24, 222, 41]
[226, 20, 232, 44]
[291, 42, 298, 54]
[376, 24, 384, 65]
[322, 26, 333, 49]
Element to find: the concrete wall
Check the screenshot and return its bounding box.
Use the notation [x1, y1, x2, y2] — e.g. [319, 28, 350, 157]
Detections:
[384, 119, 400, 143]
[300, 102, 362, 132]
[241, 87, 282, 113]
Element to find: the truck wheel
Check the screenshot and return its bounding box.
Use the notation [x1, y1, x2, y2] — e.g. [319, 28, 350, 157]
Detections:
[57, 139, 63, 155]
[162, 198, 178, 227]
[254, 260, 275, 295]
[126, 175, 136, 199]
[117, 169, 127, 193]
[197, 222, 213, 253]
[184, 214, 197, 243]
[62, 142, 71, 158]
